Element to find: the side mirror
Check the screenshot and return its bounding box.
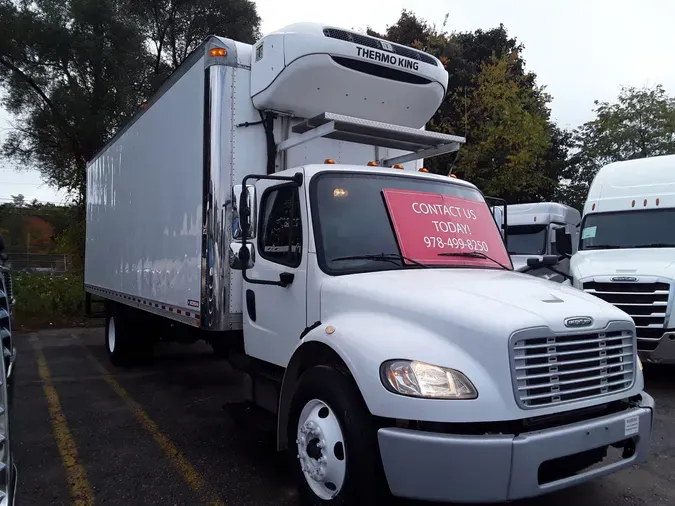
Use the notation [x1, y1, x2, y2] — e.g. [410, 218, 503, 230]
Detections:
[554, 227, 573, 257]
[527, 255, 559, 268]
[229, 242, 255, 270]
[232, 184, 257, 240]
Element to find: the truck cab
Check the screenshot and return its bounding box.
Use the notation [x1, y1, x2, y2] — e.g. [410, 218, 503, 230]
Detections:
[507, 202, 580, 283]
[570, 154, 675, 364]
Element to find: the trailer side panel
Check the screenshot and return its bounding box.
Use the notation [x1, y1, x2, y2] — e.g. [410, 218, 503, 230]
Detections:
[85, 55, 206, 316]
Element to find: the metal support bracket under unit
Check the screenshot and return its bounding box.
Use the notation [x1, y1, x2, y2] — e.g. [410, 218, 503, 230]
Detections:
[277, 112, 466, 167]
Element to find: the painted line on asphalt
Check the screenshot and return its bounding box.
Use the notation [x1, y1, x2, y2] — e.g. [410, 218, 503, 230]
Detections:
[74, 336, 226, 506]
[31, 335, 96, 506]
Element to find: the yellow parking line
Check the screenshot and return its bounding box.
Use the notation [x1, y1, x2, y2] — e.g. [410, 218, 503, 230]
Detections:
[31, 336, 95, 506]
[76, 338, 226, 506]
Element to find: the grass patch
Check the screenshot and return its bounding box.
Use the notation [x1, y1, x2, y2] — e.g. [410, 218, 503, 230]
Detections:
[12, 272, 91, 328]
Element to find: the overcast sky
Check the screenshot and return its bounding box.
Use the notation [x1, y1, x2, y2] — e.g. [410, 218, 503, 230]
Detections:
[1, 0, 674, 203]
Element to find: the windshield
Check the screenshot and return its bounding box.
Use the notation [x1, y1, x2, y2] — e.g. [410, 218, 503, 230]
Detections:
[507, 224, 548, 255]
[579, 209, 675, 250]
[310, 172, 512, 274]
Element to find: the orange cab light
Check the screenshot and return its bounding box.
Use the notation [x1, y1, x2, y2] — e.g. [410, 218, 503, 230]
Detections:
[418, 168, 429, 172]
[631, 200, 635, 207]
[324, 159, 335, 164]
[533, 216, 537, 222]
[656, 198, 660, 206]
[367, 161, 378, 167]
[449, 174, 457, 178]
[140, 103, 148, 109]
[393, 164, 404, 169]
[643, 199, 648, 207]
[592, 203, 596, 210]
[210, 47, 227, 57]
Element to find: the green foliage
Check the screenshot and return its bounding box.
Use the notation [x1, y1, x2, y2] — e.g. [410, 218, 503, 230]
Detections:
[0, 0, 261, 201]
[0, 0, 261, 264]
[13, 272, 84, 319]
[0, 201, 73, 254]
[450, 55, 552, 201]
[557, 84, 675, 210]
[369, 10, 566, 203]
[127, 0, 261, 73]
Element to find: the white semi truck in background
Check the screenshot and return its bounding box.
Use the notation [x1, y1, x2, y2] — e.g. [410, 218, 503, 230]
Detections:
[507, 202, 581, 267]
[567, 155, 675, 364]
[507, 202, 580, 283]
[85, 23, 654, 504]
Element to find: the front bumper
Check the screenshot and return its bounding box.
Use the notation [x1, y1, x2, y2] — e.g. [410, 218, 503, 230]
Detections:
[639, 331, 675, 364]
[377, 393, 654, 503]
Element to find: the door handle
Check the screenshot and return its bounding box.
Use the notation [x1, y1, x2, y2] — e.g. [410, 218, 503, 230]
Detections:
[279, 272, 295, 287]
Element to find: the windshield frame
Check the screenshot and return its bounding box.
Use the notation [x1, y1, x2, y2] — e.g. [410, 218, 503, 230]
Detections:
[506, 224, 549, 256]
[578, 208, 675, 251]
[309, 170, 511, 276]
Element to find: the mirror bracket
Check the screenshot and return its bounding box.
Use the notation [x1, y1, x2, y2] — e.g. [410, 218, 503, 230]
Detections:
[239, 172, 303, 288]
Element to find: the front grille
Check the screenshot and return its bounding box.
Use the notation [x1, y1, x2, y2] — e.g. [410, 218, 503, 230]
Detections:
[322, 28, 438, 67]
[511, 329, 635, 408]
[583, 281, 672, 350]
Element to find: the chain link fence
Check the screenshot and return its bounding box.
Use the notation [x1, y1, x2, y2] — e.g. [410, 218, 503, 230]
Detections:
[5, 253, 71, 273]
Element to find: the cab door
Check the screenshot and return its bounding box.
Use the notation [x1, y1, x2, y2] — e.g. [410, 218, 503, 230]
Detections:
[241, 176, 308, 367]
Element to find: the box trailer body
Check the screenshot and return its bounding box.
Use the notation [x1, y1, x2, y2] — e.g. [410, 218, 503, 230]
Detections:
[570, 154, 675, 364]
[85, 23, 654, 504]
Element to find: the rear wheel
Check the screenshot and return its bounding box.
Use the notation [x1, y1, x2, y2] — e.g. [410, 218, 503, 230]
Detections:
[105, 304, 153, 366]
[288, 365, 387, 505]
[106, 307, 129, 366]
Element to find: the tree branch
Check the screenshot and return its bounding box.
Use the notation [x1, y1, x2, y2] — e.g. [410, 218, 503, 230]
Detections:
[0, 55, 86, 167]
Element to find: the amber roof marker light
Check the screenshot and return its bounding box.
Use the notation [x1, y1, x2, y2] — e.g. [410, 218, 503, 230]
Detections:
[210, 47, 227, 57]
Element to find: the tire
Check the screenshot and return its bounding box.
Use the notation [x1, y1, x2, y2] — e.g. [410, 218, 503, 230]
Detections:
[105, 304, 154, 366]
[287, 365, 387, 506]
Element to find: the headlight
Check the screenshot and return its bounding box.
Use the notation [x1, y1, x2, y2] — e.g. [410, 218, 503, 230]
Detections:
[380, 360, 478, 399]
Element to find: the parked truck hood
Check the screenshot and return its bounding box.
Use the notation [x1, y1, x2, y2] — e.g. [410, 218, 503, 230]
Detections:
[572, 248, 675, 280]
[320, 267, 631, 335]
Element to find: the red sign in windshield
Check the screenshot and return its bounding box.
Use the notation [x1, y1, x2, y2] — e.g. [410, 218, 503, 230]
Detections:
[382, 188, 511, 268]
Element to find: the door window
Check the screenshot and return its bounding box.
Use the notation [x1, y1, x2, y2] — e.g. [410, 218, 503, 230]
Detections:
[258, 184, 302, 267]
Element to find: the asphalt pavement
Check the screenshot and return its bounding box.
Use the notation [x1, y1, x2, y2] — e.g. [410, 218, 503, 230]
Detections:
[11, 327, 675, 506]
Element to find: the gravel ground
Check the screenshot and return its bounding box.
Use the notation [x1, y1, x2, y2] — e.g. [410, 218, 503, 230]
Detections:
[11, 327, 675, 506]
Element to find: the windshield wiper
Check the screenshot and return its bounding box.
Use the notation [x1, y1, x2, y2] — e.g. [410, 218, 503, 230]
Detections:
[437, 251, 510, 270]
[584, 244, 622, 250]
[329, 253, 429, 268]
[634, 243, 675, 248]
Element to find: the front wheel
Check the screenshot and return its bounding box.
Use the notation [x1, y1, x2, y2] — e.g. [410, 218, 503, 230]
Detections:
[288, 365, 387, 505]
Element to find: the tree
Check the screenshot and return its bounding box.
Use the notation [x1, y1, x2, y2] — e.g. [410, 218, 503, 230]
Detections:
[0, 0, 153, 199]
[557, 84, 675, 209]
[0, 0, 261, 199]
[450, 55, 553, 201]
[128, 0, 261, 75]
[369, 10, 566, 202]
[0, 0, 261, 264]
[10, 194, 24, 207]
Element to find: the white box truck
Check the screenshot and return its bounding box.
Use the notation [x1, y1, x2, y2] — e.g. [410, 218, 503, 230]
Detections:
[85, 23, 654, 504]
[568, 154, 675, 364]
[507, 202, 580, 283]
